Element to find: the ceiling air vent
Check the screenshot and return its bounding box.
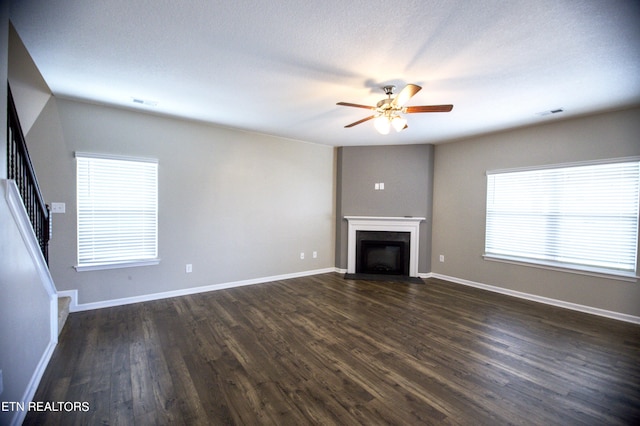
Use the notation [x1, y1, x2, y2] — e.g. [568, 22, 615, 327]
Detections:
[536, 108, 564, 116]
[131, 98, 158, 107]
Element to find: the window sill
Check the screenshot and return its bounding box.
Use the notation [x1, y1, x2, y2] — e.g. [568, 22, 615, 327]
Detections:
[483, 254, 638, 283]
[75, 258, 160, 272]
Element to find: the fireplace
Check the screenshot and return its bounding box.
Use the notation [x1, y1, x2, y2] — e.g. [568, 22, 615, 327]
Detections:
[345, 216, 425, 277]
[356, 231, 410, 275]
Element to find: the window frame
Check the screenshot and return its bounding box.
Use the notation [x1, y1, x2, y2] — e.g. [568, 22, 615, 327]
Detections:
[483, 157, 640, 282]
[74, 152, 159, 271]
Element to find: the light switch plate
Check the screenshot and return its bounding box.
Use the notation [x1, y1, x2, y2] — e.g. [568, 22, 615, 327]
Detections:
[51, 202, 66, 213]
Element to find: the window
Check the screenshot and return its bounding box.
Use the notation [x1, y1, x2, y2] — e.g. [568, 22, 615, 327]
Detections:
[485, 158, 639, 279]
[76, 153, 158, 270]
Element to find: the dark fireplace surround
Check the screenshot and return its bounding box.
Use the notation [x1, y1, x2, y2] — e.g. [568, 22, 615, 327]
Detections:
[355, 231, 411, 276]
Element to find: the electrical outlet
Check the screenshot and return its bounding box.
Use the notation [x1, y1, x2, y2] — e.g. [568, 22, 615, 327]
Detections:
[300, 252, 305, 260]
[313, 251, 318, 258]
[439, 255, 445, 262]
[185, 264, 193, 273]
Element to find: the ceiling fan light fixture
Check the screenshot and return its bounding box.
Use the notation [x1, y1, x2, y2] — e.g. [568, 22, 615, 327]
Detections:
[337, 83, 453, 134]
[391, 115, 407, 132]
[374, 115, 391, 135]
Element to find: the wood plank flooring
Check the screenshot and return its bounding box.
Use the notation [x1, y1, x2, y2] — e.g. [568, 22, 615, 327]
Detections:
[25, 273, 640, 425]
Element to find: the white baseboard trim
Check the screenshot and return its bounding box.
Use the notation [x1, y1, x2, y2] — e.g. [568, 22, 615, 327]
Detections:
[63, 268, 640, 323]
[11, 339, 57, 426]
[69, 268, 337, 312]
[431, 273, 640, 325]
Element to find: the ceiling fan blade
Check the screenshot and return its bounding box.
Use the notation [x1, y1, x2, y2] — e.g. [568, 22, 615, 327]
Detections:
[337, 102, 375, 110]
[404, 104, 453, 113]
[392, 84, 422, 108]
[344, 115, 376, 128]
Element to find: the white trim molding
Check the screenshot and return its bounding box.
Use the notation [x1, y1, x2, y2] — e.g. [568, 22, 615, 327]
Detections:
[67, 267, 640, 324]
[74, 258, 161, 272]
[57, 289, 79, 312]
[345, 216, 425, 277]
[431, 273, 640, 325]
[69, 268, 336, 312]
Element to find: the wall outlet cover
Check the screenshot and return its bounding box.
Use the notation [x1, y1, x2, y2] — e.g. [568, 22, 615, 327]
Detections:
[51, 202, 66, 213]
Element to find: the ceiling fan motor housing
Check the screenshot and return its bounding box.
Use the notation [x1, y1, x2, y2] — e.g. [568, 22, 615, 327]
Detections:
[376, 98, 396, 111]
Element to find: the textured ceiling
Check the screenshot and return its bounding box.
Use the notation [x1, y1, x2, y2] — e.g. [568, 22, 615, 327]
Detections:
[9, 0, 640, 146]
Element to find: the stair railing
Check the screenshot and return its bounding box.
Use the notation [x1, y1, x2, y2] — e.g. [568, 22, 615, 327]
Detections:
[7, 83, 50, 263]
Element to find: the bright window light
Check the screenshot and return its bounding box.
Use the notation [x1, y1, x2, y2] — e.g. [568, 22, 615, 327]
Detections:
[76, 153, 158, 269]
[485, 158, 640, 278]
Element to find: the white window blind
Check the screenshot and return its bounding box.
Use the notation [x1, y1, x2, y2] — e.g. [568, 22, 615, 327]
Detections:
[485, 159, 640, 277]
[76, 153, 158, 269]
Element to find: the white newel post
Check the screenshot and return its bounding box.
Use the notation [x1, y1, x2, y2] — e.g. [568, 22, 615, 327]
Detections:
[345, 216, 425, 277]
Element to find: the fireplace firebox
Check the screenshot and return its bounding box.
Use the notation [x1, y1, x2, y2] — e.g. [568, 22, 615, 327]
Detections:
[356, 231, 410, 276]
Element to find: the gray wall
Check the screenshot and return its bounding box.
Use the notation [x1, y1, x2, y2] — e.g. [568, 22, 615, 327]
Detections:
[335, 144, 434, 273]
[7, 23, 51, 137]
[26, 98, 336, 305]
[432, 107, 640, 317]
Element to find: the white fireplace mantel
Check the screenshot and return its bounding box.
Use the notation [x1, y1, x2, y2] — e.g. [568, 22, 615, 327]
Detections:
[345, 216, 425, 277]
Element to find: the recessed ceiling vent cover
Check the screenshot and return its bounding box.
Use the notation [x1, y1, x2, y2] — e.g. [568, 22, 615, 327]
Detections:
[132, 98, 158, 107]
[537, 108, 564, 116]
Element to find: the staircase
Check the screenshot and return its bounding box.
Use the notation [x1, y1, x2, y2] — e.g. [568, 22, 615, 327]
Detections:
[58, 296, 71, 335]
[8, 83, 64, 334]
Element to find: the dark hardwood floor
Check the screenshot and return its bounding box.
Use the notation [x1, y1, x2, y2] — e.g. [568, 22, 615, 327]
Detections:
[25, 273, 640, 425]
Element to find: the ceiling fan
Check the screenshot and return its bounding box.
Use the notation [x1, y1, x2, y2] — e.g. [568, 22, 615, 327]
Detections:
[337, 84, 453, 134]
